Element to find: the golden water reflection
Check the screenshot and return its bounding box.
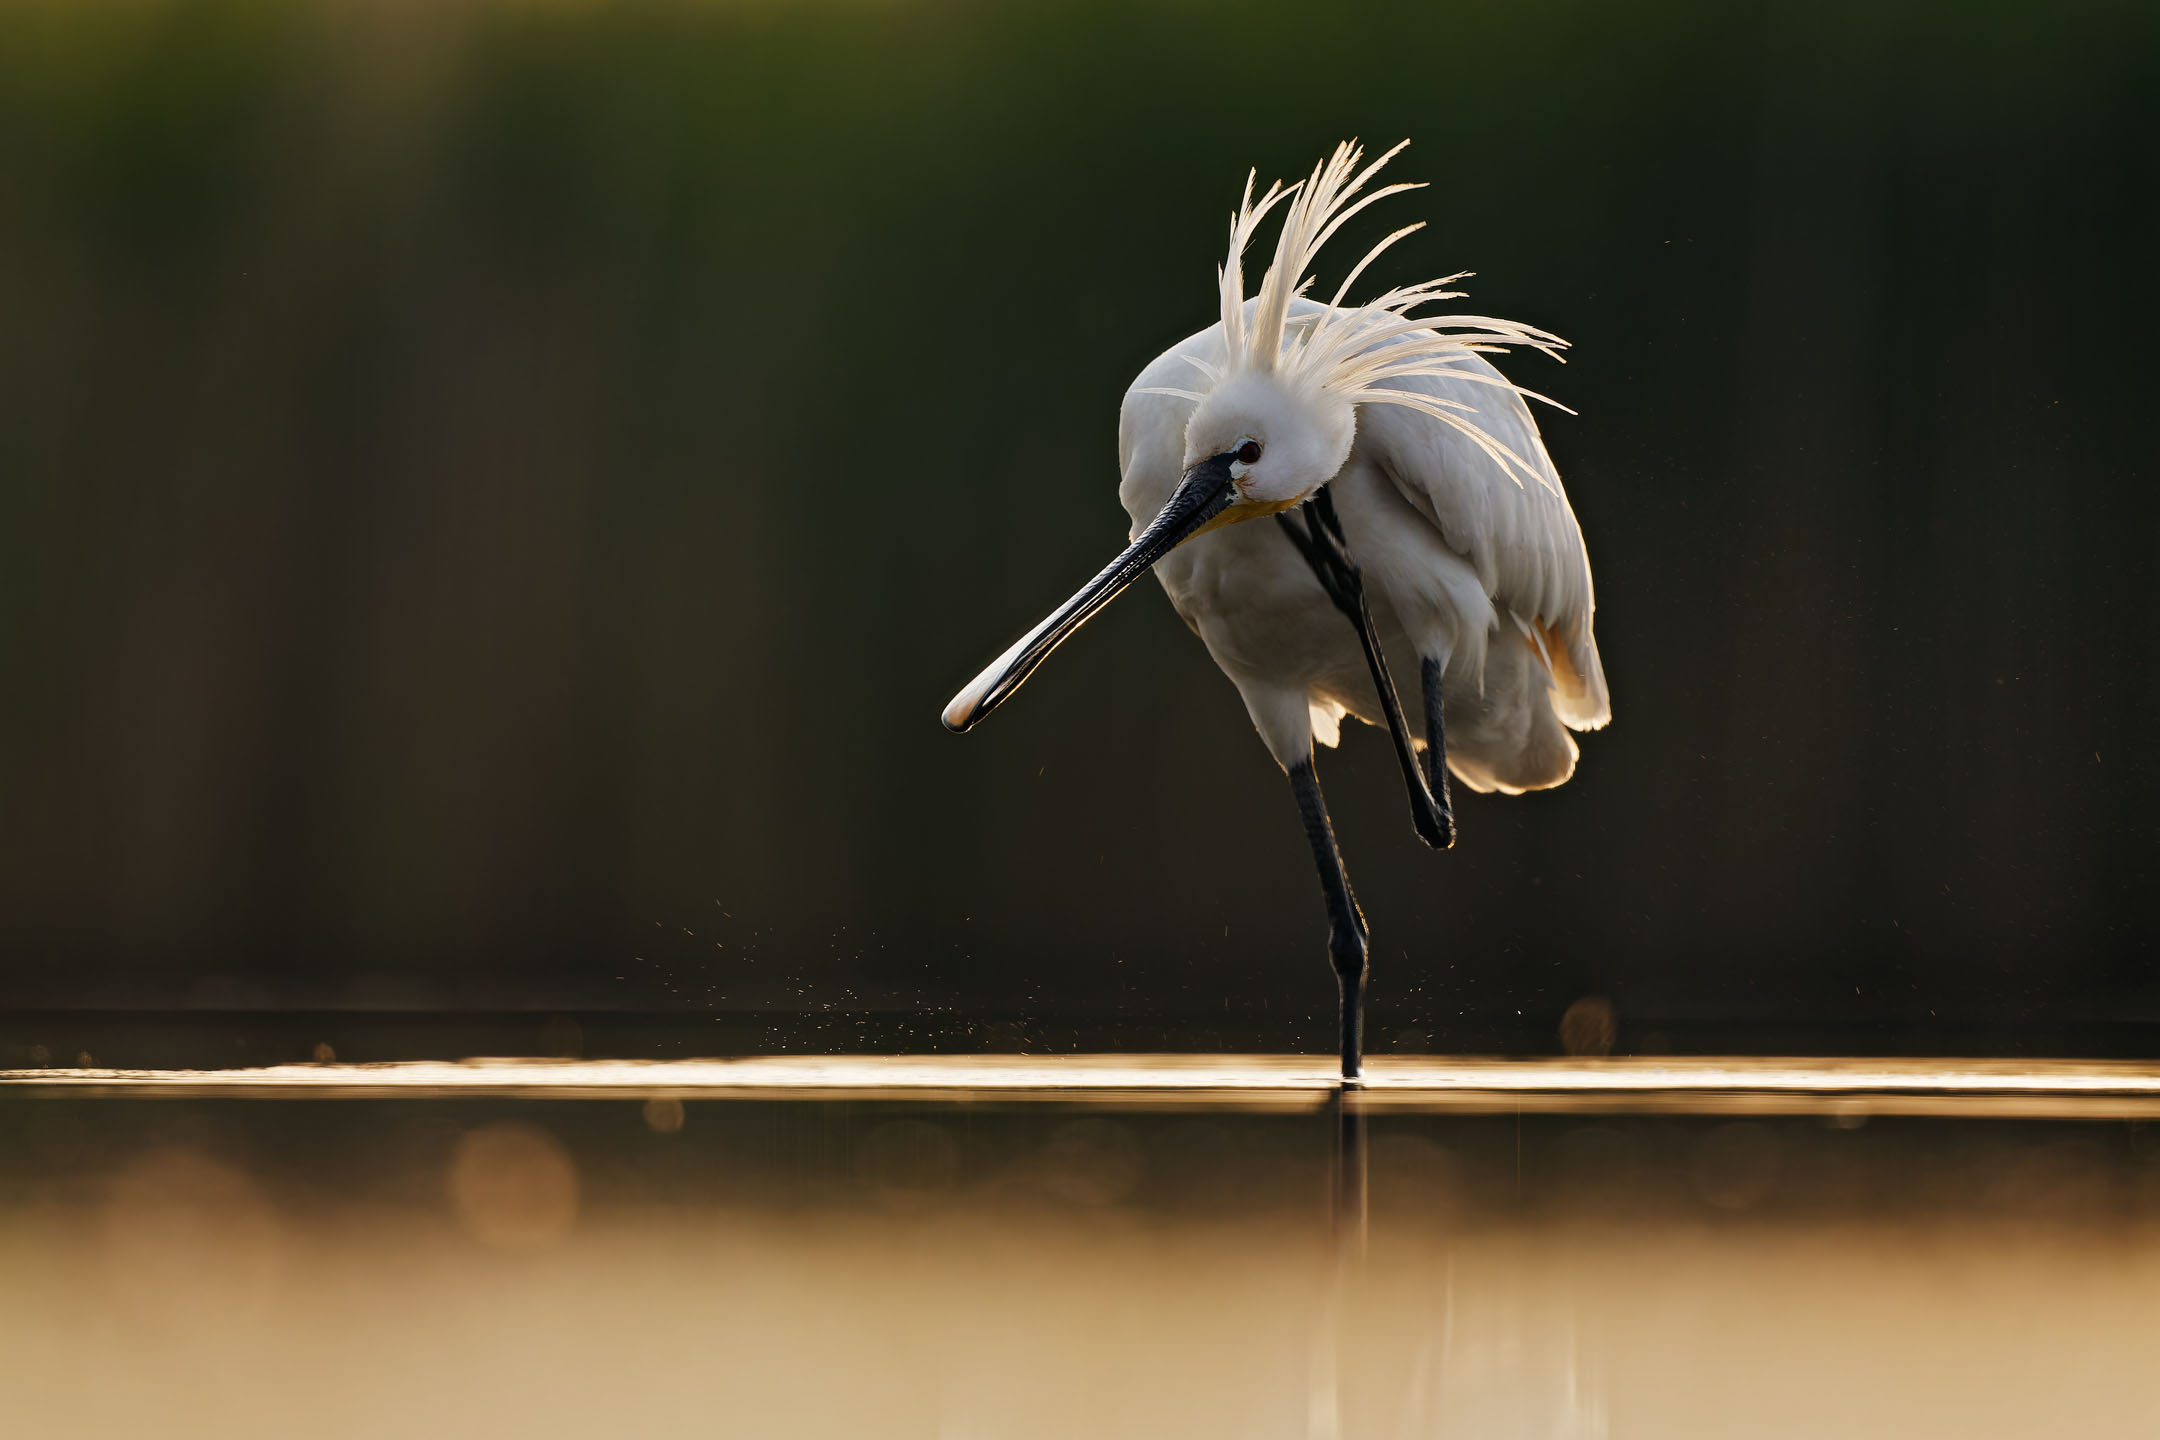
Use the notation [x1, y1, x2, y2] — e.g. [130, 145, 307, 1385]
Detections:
[10, 1054, 2160, 1116]
[1, 1060, 2157, 1436]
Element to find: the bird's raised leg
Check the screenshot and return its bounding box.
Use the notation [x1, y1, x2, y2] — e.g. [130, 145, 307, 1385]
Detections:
[1277, 492, 1456, 850]
[1289, 757, 1369, 1081]
[1419, 654, 1456, 832]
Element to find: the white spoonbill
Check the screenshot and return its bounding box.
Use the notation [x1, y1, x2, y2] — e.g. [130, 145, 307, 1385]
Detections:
[941, 141, 1609, 1079]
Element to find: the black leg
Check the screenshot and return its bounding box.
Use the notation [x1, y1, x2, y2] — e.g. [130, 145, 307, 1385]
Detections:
[1289, 759, 1369, 1081]
[1419, 655, 1456, 835]
[1278, 492, 1454, 850]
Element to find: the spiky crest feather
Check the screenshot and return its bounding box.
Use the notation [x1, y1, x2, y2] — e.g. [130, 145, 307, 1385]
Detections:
[1143, 140, 1569, 491]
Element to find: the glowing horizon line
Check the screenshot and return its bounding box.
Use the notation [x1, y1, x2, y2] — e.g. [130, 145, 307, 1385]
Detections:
[5, 1054, 2160, 1116]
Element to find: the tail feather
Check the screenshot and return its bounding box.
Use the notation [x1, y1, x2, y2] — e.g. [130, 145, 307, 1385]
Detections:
[1541, 618, 1610, 732]
[1443, 623, 1583, 795]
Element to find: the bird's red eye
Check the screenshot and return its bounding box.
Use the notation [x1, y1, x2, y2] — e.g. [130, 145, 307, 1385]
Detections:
[1235, 441, 1263, 466]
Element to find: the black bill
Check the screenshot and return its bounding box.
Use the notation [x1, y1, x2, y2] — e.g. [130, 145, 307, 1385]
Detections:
[941, 455, 1239, 733]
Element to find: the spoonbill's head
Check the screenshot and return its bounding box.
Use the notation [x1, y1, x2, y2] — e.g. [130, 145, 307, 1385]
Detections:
[941, 138, 1564, 735]
[1181, 367, 1357, 527]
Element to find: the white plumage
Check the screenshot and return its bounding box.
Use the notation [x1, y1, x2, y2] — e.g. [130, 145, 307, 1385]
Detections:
[940, 139, 1610, 1077]
[1116, 145, 1608, 792]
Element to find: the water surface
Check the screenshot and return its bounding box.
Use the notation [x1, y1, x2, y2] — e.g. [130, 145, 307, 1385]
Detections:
[3, 1059, 2156, 1437]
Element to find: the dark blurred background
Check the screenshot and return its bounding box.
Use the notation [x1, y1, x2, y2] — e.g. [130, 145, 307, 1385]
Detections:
[1, 0, 2154, 1061]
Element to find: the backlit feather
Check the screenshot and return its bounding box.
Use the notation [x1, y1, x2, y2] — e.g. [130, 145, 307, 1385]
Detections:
[1171, 140, 1569, 492]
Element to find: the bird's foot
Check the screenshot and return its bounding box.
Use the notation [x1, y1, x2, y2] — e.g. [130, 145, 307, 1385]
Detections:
[1413, 806, 1457, 851]
[1331, 927, 1369, 1081]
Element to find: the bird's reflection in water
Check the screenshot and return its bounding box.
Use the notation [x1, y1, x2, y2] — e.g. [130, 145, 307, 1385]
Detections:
[1311, 1088, 1363, 1440]
[3, 1089, 2158, 1437]
[1315, 1092, 1604, 1440]
[1392, 1273, 1607, 1440]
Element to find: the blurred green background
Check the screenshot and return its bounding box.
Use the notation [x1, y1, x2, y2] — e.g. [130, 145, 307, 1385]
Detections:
[1, 0, 2154, 1054]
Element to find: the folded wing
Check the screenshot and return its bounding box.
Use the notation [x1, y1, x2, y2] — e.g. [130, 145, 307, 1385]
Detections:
[1357, 356, 1610, 733]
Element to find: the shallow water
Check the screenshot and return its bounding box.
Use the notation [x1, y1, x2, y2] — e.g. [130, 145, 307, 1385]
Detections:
[4, 1060, 2158, 1438]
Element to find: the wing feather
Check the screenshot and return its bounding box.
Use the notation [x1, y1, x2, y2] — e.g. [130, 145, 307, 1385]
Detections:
[1357, 356, 1610, 730]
